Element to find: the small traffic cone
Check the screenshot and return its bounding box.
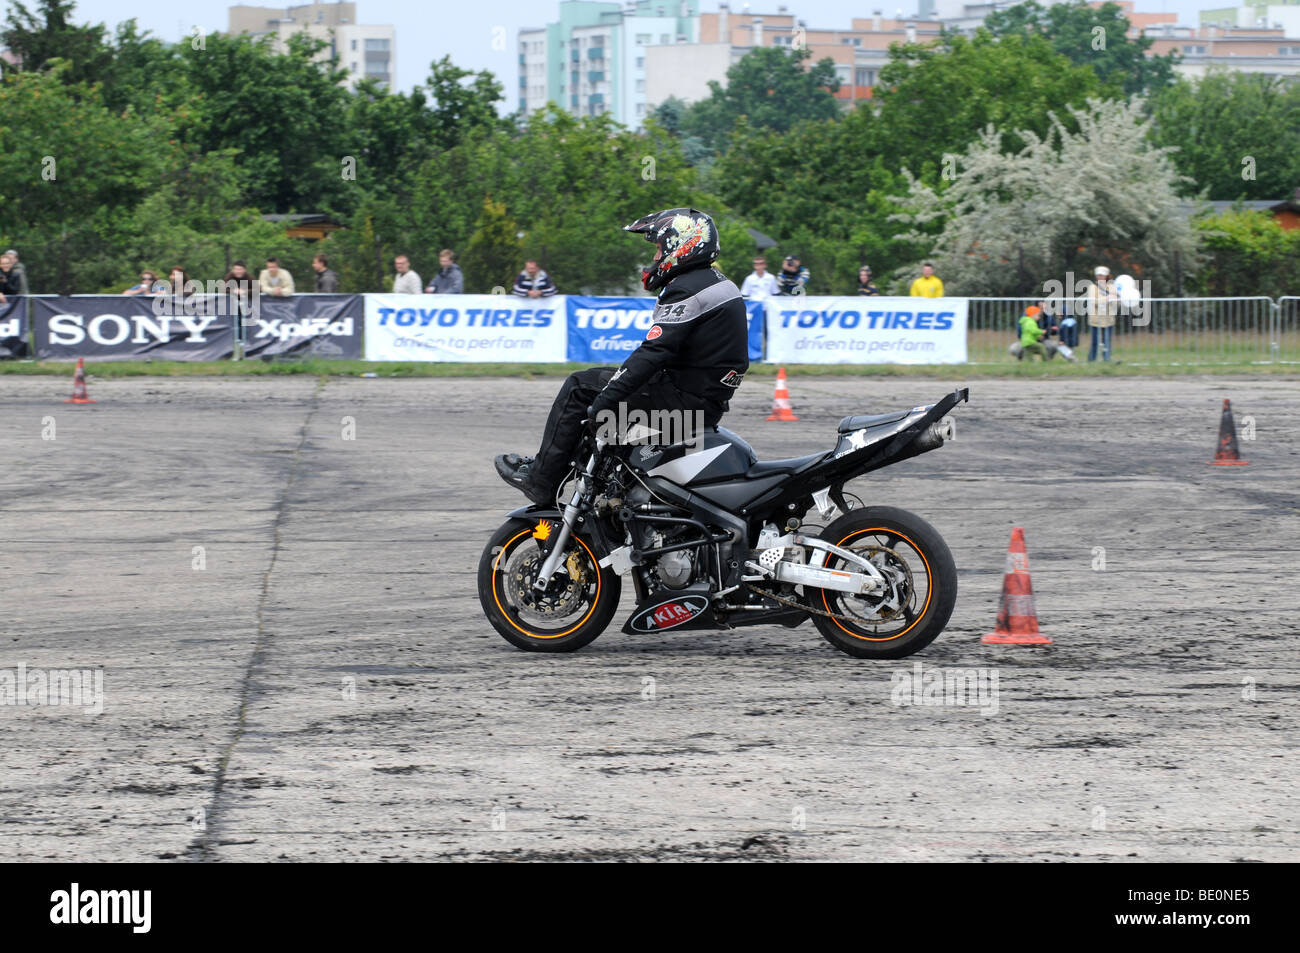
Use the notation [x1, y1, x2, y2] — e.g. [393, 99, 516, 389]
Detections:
[64, 358, 96, 404]
[766, 367, 798, 421]
[1208, 398, 1248, 466]
[982, 527, 1051, 645]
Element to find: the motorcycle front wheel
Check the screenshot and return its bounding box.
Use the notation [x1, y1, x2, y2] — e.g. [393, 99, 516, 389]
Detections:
[478, 517, 621, 652]
[808, 506, 957, 659]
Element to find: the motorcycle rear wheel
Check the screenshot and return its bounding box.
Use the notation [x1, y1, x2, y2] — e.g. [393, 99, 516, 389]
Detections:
[809, 506, 957, 659]
[478, 517, 621, 653]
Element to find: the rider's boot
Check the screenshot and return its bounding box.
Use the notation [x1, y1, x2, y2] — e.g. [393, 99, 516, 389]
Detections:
[494, 453, 552, 507]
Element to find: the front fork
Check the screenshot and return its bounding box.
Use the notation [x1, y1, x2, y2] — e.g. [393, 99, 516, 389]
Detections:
[533, 439, 604, 591]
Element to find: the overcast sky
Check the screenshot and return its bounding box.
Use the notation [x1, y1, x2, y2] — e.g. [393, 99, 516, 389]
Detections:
[11, 0, 1205, 92]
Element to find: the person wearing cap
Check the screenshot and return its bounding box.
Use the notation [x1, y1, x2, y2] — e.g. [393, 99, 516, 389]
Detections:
[910, 262, 944, 297]
[857, 265, 880, 296]
[1087, 265, 1118, 362]
[775, 255, 810, 295]
[1018, 305, 1049, 361]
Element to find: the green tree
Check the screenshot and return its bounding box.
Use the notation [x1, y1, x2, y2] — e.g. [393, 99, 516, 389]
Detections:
[715, 108, 914, 293]
[426, 55, 507, 150]
[680, 47, 841, 156]
[0, 0, 111, 85]
[1193, 210, 1300, 297]
[0, 66, 173, 292]
[1148, 72, 1300, 201]
[873, 30, 1108, 181]
[179, 32, 350, 212]
[460, 197, 523, 293]
[984, 0, 1178, 96]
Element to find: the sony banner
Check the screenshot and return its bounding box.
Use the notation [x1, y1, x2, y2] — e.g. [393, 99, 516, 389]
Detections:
[0, 295, 29, 358]
[765, 297, 968, 364]
[32, 295, 363, 361]
[567, 296, 765, 363]
[364, 294, 566, 362]
[241, 295, 362, 359]
[33, 296, 236, 361]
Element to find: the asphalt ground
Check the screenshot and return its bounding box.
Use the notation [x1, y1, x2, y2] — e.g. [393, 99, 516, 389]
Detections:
[1, 372, 1297, 862]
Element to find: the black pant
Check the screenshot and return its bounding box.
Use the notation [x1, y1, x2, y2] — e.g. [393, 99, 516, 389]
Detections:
[532, 367, 723, 497]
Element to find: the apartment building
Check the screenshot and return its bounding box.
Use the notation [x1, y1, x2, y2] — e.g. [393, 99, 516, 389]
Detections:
[228, 2, 395, 88]
[518, 0, 700, 126]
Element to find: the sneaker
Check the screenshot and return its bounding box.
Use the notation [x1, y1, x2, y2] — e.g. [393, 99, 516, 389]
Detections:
[494, 454, 551, 506]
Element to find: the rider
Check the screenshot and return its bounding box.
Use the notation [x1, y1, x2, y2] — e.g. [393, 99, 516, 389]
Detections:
[495, 208, 750, 506]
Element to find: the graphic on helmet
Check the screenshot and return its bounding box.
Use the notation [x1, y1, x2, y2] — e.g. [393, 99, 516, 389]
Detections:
[624, 207, 720, 291]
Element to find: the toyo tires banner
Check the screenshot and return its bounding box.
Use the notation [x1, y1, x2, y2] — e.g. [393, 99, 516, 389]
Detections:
[566, 296, 765, 362]
[364, 294, 566, 362]
[765, 297, 968, 364]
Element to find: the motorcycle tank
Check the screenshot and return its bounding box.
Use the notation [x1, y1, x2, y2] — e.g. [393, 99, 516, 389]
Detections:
[624, 427, 756, 486]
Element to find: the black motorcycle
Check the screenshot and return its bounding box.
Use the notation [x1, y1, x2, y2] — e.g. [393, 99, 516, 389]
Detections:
[478, 388, 969, 659]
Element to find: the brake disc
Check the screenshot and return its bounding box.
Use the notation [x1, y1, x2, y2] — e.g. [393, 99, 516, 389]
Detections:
[511, 548, 586, 619]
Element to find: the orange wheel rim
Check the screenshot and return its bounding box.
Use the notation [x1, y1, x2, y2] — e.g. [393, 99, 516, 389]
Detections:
[822, 527, 932, 642]
[492, 530, 602, 639]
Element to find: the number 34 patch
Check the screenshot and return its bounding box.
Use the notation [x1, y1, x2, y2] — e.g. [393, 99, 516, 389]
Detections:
[646, 325, 663, 340]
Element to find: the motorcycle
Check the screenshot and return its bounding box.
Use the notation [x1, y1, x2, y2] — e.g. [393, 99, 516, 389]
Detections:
[478, 388, 969, 659]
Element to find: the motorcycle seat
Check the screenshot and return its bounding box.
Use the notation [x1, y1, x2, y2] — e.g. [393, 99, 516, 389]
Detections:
[837, 410, 910, 432]
[747, 451, 826, 478]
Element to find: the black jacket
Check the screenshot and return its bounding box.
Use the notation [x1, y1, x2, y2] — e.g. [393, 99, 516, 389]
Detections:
[592, 264, 749, 414]
[314, 268, 340, 293]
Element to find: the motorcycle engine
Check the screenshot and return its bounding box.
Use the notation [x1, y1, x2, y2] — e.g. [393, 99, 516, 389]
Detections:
[656, 549, 694, 589]
[624, 487, 696, 589]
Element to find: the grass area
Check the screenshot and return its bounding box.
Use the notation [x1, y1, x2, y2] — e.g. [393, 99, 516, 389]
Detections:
[3, 357, 1299, 380]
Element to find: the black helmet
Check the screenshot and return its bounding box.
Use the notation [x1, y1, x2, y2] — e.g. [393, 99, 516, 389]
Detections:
[624, 207, 719, 291]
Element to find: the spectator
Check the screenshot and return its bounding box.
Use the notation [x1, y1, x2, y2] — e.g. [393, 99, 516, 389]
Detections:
[909, 261, 944, 297]
[775, 255, 810, 296]
[0, 252, 23, 297]
[312, 254, 340, 293]
[164, 267, 191, 296]
[122, 270, 165, 296]
[425, 249, 464, 294]
[1018, 305, 1049, 361]
[259, 257, 295, 297]
[857, 265, 880, 296]
[740, 256, 779, 300]
[512, 259, 557, 298]
[391, 254, 422, 294]
[223, 261, 258, 316]
[2, 249, 29, 295]
[1087, 265, 1117, 362]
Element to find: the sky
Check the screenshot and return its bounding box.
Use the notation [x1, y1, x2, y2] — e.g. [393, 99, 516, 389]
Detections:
[9, 0, 1208, 93]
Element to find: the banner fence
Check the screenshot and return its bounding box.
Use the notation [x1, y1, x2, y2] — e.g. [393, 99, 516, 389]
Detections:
[7, 294, 1300, 365]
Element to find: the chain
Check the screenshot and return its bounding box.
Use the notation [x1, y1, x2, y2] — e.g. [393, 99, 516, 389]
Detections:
[743, 583, 868, 624]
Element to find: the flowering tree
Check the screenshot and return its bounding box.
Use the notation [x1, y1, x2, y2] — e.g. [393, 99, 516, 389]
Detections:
[888, 98, 1199, 296]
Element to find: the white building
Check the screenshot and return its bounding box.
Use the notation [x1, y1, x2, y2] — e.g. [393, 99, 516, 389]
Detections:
[228, 3, 395, 88]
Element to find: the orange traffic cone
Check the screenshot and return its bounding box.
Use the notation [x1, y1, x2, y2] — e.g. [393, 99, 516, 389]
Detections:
[982, 527, 1051, 645]
[1208, 398, 1248, 466]
[766, 367, 798, 421]
[64, 358, 96, 404]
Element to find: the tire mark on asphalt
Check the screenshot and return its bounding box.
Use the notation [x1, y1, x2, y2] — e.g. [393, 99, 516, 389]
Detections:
[184, 377, 327, 861]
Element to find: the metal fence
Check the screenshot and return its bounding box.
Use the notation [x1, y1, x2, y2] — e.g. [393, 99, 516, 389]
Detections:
[968, 297, 1296, 365]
